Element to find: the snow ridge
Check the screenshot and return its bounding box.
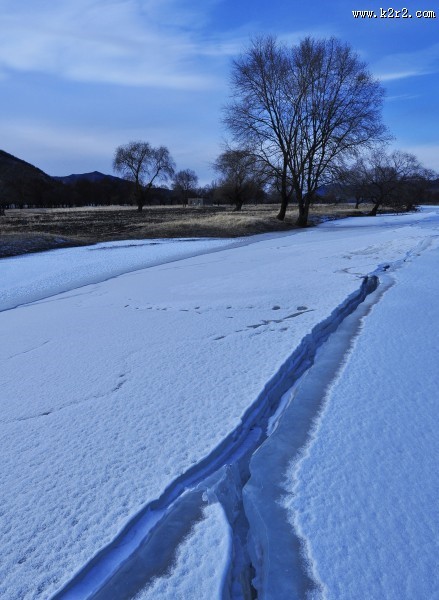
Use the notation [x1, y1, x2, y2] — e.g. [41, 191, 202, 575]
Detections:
[52, 276, 379, 600]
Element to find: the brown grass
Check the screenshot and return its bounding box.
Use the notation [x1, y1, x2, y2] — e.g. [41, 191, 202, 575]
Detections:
[0, 203, 373, 258]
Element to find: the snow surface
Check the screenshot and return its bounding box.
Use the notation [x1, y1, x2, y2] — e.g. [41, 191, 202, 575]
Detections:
[1, 207, 439, 598]
[0, 237, 245, 312]
[288, 243, 439, 600]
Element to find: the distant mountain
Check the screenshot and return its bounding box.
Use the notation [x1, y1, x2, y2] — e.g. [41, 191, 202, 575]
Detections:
[0, 150, 174, 208]
[53, 170, 174, 201]
[0, 149, 54, 184]
[0, 153, 132, 208]
[0, 149, 64, 207]
[54, 171, 122, 184]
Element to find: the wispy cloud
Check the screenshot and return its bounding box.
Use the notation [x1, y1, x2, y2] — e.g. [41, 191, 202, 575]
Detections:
[373, 43, 439, 81]
[0, 0, 240, 90]
[0, 1, 340, 90]
[385, 93, 420, 102]
[378, 71, 427, 82]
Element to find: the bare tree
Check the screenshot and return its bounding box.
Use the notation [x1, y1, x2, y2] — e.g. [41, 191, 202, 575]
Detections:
[224, 36, 387, 225]
[213, 148, 268, 210]
[333, 161, 372, 208]
[172, 169, 199, 206]
[113, 141, 175, 211]
[348, 149, 436, 215]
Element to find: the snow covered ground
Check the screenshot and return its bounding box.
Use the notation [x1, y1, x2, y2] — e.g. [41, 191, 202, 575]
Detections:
[0, 237, 247, 312]
[0, 208, 438, 599]
[288, 242, 439, 600]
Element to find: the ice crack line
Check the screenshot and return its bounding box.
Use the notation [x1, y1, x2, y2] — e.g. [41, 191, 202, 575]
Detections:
[52, 276, 379, 600]
[1, 374, 129, 425]
[244, 270, 394, 599]
[7, 339, 50, 360]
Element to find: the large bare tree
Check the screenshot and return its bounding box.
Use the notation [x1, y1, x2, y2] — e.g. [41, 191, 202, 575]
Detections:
[224, 36, 387, 225]
[113, 141, 175, 211]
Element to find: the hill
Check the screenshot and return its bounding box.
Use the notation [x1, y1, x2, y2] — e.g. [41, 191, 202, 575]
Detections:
[0, 152, 133, 208]
[53, 171, 122, 184]
[0, 149, 65, 209]
[0, 151, 173, 208]
[0, 149, 51, 179]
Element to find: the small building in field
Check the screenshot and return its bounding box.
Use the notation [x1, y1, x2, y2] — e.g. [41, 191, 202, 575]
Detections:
[187, 197, 204, 207]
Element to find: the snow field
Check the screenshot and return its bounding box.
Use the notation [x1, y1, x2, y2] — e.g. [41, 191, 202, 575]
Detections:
[0, 237, 244, 312]
[288, 242, 439, 599]
[0, 207, 438, 598]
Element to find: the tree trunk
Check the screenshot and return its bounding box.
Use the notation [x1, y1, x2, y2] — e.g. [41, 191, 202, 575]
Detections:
[295, 204, 309, 226]
[134, 182, 144, 212]
[276, 199, 287, 220]
[296, 193, 311, 227]
[276, 170, 289, 220]
[369, 202, 379, 216]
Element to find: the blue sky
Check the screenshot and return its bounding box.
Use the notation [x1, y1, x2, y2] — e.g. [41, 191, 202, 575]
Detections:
[0, 0, 438, 183]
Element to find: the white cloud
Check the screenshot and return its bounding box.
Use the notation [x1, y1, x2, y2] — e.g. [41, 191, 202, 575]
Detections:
[373, 43, 439, 81]
[0, 0, 235, 89]
[0, 1, 336, 90]
[377, 71, 427, 82]
[385, 93, 420, 102]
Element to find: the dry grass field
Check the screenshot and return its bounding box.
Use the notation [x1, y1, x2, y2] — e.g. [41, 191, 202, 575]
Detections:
[0, 203, 371, 258]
